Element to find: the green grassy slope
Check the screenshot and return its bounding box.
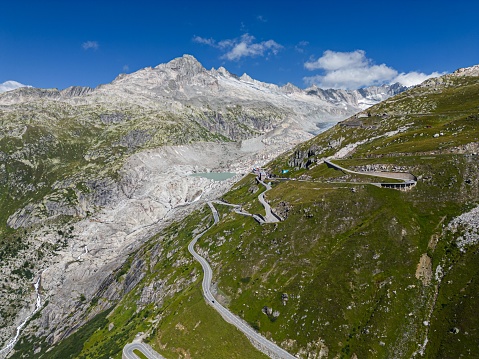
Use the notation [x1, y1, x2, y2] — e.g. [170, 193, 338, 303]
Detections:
[192, 72, 479, 357]
[12, 70, 479, 358]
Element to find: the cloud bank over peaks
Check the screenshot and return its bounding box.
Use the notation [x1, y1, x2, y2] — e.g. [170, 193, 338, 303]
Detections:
[304, 50, 444, 89]
[393, 71, 445, 87]
[0, 81, 31, 94]
[193, 33, 282, 61]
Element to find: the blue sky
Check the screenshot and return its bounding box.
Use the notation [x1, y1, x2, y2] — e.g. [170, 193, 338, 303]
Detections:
[1, 0, 478, 90]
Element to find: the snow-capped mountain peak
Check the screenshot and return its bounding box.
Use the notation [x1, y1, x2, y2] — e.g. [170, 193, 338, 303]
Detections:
[0, 80, 31, 94]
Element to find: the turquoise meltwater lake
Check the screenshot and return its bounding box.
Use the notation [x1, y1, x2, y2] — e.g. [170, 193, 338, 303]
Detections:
[190, 172, 236, 181]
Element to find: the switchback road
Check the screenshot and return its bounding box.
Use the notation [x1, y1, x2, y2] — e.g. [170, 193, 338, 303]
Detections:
[123, 167, 414, 357]
[122, 342, 166, 359]
[256, 178, 280, 223]
[212, 175, 281, 224]
[123, 177, 291, 358]
[188, 200, 295, 359]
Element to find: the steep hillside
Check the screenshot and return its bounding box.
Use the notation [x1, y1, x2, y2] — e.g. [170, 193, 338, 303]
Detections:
[0, 55, 408, 357]
[202, 65, 479, 357]
[8, 65, 477, 359]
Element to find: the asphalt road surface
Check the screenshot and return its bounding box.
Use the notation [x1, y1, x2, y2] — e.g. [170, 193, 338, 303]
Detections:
[122, 342, 166, 359]
[123, 181, 292, 359]
[187, 201, 295, 359]
[256, 179, 280, 223]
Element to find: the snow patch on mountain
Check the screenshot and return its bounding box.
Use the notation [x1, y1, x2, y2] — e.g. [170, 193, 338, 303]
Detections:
[0, 81, 31, 93]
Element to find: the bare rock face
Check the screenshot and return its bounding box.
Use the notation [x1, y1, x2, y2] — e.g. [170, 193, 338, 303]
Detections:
[159, 54, 209, 83]
[0, 85, 93, 105]
[415, 254, 433, 285]
[305, 83, 407, 111]
[447, 204, 479, 251]
[419, 64, 479, 89]
[274, 201, 293, 221]
[1, 140, 277, 348]
[59, 86, 94, 98]
[452, 64, 479, 77]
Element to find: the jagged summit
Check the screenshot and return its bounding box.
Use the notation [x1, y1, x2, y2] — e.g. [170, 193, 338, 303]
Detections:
[99, 54, 409, 112]
[0, 54, 410, 113]
[212, 66, 235, 78]
[280, 83, 302, 94]
[239, 73, 254, 82]
[453, 64, 479, 76]
[158, 54, 202, 67]
[156, 54, 207, 76]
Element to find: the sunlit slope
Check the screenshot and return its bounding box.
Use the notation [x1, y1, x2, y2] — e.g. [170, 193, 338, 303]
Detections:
[10, 66, 479, 358]
[193, 68, 479, 357]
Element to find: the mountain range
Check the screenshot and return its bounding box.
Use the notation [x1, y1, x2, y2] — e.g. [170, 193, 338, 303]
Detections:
[0, 55, 406, 128]
[0, 55, 408, 358]
[6, 57, 479, 359]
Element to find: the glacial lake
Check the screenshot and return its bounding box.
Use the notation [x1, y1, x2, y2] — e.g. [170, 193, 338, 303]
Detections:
[190, 172, 236, 181]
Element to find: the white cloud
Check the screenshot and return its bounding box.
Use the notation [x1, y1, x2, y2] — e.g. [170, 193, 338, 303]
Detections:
[192, 33, 282, 61]
[295, 41, 309, 53]
[82, 41, 99, 50]
[122, 65, 130, 72]
[304, 64, 397, 89]
[223, 34, 282, 61]
[304, 50, 443, 89]
[257, 15, 267, 22]
[305, 50, 369, 71]
[192, 36, 216, 46]
[218, 39, 235, 49]
[0, 81, 31, 94]
[393, 71, 445, 87]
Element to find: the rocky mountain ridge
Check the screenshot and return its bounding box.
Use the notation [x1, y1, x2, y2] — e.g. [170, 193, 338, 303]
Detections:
[0, 55, 406, 121]
[9, 62, 476, 359]
[1, 55, 406, 356]
[0, 55, 434, 358]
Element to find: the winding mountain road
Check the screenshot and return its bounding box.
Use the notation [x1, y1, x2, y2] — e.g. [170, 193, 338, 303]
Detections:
[207, 201, 219, 223]
[211, 176, 282, 225]
[324, 159, 417, 189]
[122, 342, 166, 359]
[122, 163, 417, 357]
[123, 178, 290, 358]
[256, 179, 280, 223]
[211, 196, 277, 225]
[188, 199, 295, 359]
